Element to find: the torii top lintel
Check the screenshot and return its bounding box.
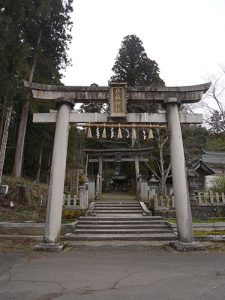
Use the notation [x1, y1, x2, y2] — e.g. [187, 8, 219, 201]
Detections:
[24, 81, 211, 104]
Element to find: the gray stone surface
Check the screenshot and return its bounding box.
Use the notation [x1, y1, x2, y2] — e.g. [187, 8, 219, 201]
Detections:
[33, 242, 65, 252]
[69, 200, 175, 242]
[170, 241, 206, 252]
[33, 111, 203, 124]
[44, 103, 71, 243]
[24, 80, 210, 103]
[166, 99, 193, 243]
[0, 245, 225, 299]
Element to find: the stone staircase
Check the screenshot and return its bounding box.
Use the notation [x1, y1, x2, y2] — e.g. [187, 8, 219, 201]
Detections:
[66, 200, 177, 242]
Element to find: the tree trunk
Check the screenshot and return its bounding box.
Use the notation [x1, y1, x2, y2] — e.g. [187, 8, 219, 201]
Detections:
[159, 140, 165, 193]
[0, 106, 12, 184]
[13, 101, 29, 178]
[155, 129, 169, 195]
[0, 97, 7, 143]
[36, 144, 43, 182]
[13, 30, 42, 178]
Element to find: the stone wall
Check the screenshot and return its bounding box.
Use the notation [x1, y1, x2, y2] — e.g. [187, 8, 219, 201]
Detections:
[154, 205, 225, 219]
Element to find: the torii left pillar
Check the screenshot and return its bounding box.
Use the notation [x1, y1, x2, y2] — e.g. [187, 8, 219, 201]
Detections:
[35, 99, 73, 251]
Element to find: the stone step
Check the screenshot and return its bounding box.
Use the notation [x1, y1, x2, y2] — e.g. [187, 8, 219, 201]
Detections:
[78, 221, 165, 226]
[94, 207, 143, 214]
[65, 233, 176, 241]
[79, 216, 163, 221]
[73, 200, 175, 242]
[76, 224, 168, 229]
[93, 210, 143, 214]
[95, 203, 140, 207]
[74, 229, 171, 234]
[96, 202, 138, 205]
[79, 221, 165, 226]
[73, 201, 175, 241]
[94, 207, 142, 210]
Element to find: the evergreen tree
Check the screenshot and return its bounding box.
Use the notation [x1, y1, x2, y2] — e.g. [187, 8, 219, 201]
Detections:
[0, 0, 28, 96]
[110, 35, 169, 191]
[12, 0, 73, 178]
[0, 0, 29, 140]
[0, 1, 73, 179]
[111, 35, 164, 87]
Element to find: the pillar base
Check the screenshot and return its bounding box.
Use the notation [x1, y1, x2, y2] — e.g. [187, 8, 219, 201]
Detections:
[33, 242, 65, 252]
[170, 241, 206, 252]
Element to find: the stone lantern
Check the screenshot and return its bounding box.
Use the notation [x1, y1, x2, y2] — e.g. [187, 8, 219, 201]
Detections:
[148, 175, 160, 213]
[149, 175, 159, 196]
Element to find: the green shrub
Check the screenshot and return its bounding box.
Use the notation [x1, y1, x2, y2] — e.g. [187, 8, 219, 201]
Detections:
[210, 176, 225, 193]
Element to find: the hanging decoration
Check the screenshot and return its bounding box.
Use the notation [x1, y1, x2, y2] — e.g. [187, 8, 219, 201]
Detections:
[148, 128, 154, 140]
[126, 128, 130, 138]
[83, 122, 160, 139]
[111, 127, 114, 138]
[143, 129, 146, 140]
[96, 126, 100, 139]
[117, 124, 122, 139]
[132, 125, 137, 140]
[87, 124, 92, 138]
[102, 124, 107, 139]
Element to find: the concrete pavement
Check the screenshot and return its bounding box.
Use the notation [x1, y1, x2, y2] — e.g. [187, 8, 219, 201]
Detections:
[0, 245, 225, 299]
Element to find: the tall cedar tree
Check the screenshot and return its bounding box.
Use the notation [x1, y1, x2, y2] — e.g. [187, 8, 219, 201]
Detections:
[12, 0, 73, 178]
[111, 35, 164, 87]
[110, 35, 169, 191]
[0, 0, 28, 97]
[0, 1, 29, 139]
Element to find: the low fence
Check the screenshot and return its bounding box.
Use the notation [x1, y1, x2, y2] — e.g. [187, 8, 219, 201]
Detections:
[149, 195, 175, 210]
[197, 191, 225, 205]
[64, 185, 89, 210]
[149, 191, 225, 210]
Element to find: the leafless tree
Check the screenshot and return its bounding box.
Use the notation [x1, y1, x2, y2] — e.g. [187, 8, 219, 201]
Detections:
[199, 70, 225, 132]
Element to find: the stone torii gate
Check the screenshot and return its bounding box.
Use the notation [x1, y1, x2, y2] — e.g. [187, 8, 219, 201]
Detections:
[85, 147, 152, 196]
[24, 80, 210, 250]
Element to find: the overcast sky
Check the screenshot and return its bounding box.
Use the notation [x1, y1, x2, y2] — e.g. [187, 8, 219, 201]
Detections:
[62, 0, 225, 87]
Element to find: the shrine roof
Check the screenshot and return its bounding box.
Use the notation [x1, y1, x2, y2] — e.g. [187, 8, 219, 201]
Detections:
[193, 160, 215, 175]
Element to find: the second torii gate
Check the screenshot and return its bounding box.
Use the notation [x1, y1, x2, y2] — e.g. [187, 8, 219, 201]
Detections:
[24, 80, 210, 250]
[85, 147, 152, 196]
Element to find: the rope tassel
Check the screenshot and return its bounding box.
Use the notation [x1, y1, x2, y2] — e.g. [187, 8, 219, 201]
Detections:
[87, 126, 92, 138]
[148, 128, 154, 139]
[102, 125, 107, 139]
[117, 124, 122, 139]
[132, 126, 137, 140]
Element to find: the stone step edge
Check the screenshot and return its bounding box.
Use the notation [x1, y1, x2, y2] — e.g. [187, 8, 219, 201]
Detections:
[64, 234, 176, 241]
[79, 218, 163, 221]
[78, 214, 164, 221]
[95, 204, 139, 206]
[76, 225, 168, 228]
[96, 202, 138, 204]
[93, 210, 143, 212]
[94, 207, 142, 209]
[73, 230, 172, 234]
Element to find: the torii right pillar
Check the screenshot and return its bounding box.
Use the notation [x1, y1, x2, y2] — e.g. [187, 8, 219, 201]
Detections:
[164, 97, 194, 246]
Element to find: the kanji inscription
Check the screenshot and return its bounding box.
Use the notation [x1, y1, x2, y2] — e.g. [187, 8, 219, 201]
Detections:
[109, 83, 127, 117]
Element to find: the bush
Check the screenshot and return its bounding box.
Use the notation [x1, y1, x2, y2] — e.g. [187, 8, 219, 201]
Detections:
[210, 176, 225, 193]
